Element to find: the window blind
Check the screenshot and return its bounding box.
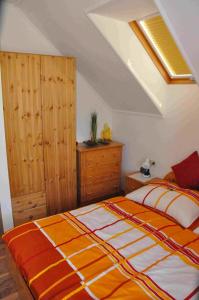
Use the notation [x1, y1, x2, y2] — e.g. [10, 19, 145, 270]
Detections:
[139, 16, 191, 77]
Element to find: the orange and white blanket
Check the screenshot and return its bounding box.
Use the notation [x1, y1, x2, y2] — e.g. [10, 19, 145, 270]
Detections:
[3, 196, 199, 300]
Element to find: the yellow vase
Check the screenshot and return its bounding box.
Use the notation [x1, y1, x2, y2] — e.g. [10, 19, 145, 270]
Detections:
[101, 123, 112, 140]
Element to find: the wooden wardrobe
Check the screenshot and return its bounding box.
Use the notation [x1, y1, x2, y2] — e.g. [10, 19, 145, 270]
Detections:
[0, 52, 77, 225]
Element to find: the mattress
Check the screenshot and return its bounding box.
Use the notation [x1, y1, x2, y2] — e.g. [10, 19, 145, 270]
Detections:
[3, 196, 199, 300]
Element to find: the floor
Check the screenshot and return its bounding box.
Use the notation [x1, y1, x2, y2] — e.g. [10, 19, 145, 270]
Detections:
[0, 239, 19, 300]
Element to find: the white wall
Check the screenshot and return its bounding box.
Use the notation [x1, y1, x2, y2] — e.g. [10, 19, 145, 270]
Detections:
[113, 85, 199, 178]
[89, 13, 164, 115]
[0, 2, 112, 230]
[0, 2, 60, 56]
[77, 72, 112, 142]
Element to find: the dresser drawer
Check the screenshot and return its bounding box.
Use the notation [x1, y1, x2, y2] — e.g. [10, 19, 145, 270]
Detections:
[83, 179, 120, 203]
[77, 142, 123, 205]
[85, 164, 120, 184]
[12, 191, 47, 225]
[85, 148, 121, 166]
[13, 205, 47, 226]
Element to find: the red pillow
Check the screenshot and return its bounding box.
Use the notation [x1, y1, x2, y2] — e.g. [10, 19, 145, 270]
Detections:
[172, 151, 199, 189]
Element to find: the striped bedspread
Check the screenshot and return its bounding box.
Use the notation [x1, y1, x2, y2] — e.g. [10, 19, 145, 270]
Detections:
[3, 197, 199, 300]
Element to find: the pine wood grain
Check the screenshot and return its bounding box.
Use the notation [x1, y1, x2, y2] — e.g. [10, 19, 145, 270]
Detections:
[12, 192, 46, 225]
[0, 52, 47, 226]
[125, 172, 160, 194]
[41, 56, 77, 215]
[164, 171, 176, 183]
[1, 52, 77, 223]
[1, 52, 45, 197]
[77, 142, 123, 205]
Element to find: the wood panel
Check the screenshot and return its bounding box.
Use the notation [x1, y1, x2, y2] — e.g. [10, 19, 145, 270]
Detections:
[41, 56, 76, 215]
[0, 52, 45, 197]
[85, 164, 120, 184]
[125, 176, 144, 194]
[77, 142, 123, 205]
[84, 179, 120, 203]
[85, 147, 121, 166]
[164, 171, 176, 183]
[12, 192, 46, 225]
[125, 172, 160, 194]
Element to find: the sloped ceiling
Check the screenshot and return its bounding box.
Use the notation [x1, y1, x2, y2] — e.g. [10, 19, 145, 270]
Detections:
[4, 0, 160, 115]
[88, 0, 157, 22]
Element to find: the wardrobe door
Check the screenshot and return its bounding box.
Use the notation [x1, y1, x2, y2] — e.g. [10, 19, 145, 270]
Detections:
[41, 56, 76, 215]
[0, 52, 46, 225]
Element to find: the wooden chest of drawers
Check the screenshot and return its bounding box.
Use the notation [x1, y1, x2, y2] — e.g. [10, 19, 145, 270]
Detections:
[77, 142, 123, 206]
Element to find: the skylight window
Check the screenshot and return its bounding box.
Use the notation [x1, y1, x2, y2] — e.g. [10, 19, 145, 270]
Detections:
[129, 15, 194, 84]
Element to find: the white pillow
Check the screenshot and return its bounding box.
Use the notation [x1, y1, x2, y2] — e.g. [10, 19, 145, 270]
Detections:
[126, 183, 199, 228]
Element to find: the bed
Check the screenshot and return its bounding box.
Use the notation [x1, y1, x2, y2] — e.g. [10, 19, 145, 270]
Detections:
[3, 173, 199, 300]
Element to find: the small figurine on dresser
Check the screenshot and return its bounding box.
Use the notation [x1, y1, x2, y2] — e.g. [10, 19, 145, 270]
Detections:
[98, 122, 112, 144]
[140, 158, 155, 178]
[101, 123, 112, 141]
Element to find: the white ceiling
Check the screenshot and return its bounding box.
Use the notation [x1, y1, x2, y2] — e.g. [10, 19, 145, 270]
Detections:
[3, 0, 198, 115]
[90, 0, 157, 22]
[5, 0, 160, 114]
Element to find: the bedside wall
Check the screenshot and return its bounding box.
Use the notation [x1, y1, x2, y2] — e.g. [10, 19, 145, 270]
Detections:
[77, 72, 112, 142]
[113, 84, 199, 178]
